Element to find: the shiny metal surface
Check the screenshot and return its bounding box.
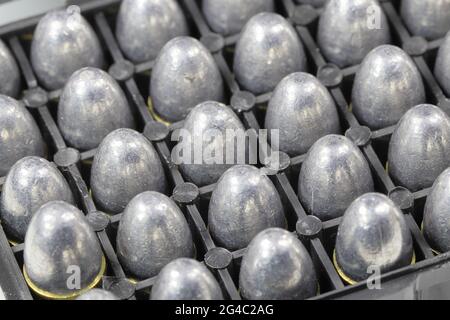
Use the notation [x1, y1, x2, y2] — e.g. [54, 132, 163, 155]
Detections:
[0, 156, 74, 241]
[151, 258, 224, 300]
[423, 168, 450, 253]
[239, 228, 318, 300]
[24, 201, 103, 297]
[208, 165, 286, 251]
[298, 135, 374, 221]
[352, 45, 425, 130]
[30, 6, 104, 90]
[0, 39, 21, 97]
[233, 12, 306, 95]
[400, 0, 450, 41]
[177, 101, 247, 187]
[0, 95, 46, 177]
[317, 0, 391, 68]
[116, 0, 189, 63]
[76, 289, 119, 300]
[117, 191, 195, 280]
[295, 0, 328, 7]
[202, 0, 275, 36]
[264, 72, 341, 156]
[335, 193, 413, 282]
[150, 37, 224, 122]
[57, 67, 135, 151]
[434, 31, 450, 96]
[91, 129, 167, 214]
[388, 104, 450, 192]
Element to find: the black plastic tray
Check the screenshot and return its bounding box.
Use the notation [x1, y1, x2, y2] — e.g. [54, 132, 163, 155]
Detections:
[1, 0, 450, 300]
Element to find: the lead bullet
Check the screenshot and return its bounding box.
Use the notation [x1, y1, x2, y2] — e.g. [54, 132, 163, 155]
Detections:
[116, 0, 189, 63]
[352, 45, 425, 129]
[317, 0, 391, 68]
[240, 228, 318, 300]
[234, 12, 306, 95]
[91, 129, 167, 214]
[335, 193, 413, 283]
[388, 104, 450, 191]
[31, 7, 104, 90]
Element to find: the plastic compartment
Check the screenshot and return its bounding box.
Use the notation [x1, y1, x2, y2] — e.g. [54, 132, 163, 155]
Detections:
[0, 0, 449, 300]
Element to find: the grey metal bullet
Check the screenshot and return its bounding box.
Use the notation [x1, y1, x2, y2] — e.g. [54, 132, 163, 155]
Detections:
[0, 39, 21, 97]
[317, 0, 391, 68]
[31, 6, 104, 90]
[401, 0, 450, 41]
[234, 12, 306, 95]
[151, 258, 224, 300]
[298, 135, 374, 221]
[176, 101, 247, 187]
[116, 0, 189, 63]
[202, 0, 275, 36]
[388, 104, 450, 192]
[117, 191, 195, 280]
[0, 157, 74, 242]
[335, 193, 413, 283]
[352, 45, 426, 130]
[24, 201, 104, 299]
[208, 165, 286, 251]
[150, 37, 224, 122]
[264, 72, 341, 156]
[0, 95, 46, 177]
[239, 228, 318, 300]
[434, 31, 450, 96]
[295, 0, 328, 7]
[423, 168, 450, 253]
[57, 67, 135, 151]
[76, 289, 119, 300]
[91, 128, 167, 214]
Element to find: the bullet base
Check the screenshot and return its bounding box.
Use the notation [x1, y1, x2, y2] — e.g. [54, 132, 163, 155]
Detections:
[147, 97, 172, 126]
[23, 255, 106, 300]
[421, 222, 441, 256]
[333, 250, 416, 285]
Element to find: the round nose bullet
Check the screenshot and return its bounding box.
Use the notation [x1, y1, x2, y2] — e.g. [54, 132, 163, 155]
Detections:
[116, 0, 189, 63]
[31, 6, 104, 90]
[0, 39, 21, 97]
[24, 201, 104, 299]
[423, 168, 450, 253]
[317, 0, 391, 68]
[401, 0, 450, 41]
[76, 289, 119, 300]
[298, 135, 374, 221]
[234, 12, 307, 95]
[202, 0, 275, 36]
[151, 258, 224, 300]
[388, 104, 450, 192]
[240, 228, 318, 300]
[208, 165, 286, 251]
[434, 31, 450, 97]
[117, 191, 195, 280]
[352, 45, 425, 130]
[91, 129, 167, 214]
[57, 67, 135, 151]
[0, 157, 74, 241]
[150, 37, 224, 122]
[264, 72, 341, 156]
[176, 101, 247, 187]
[0, 95, 46, 177]
[335, 193, 413, 283]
